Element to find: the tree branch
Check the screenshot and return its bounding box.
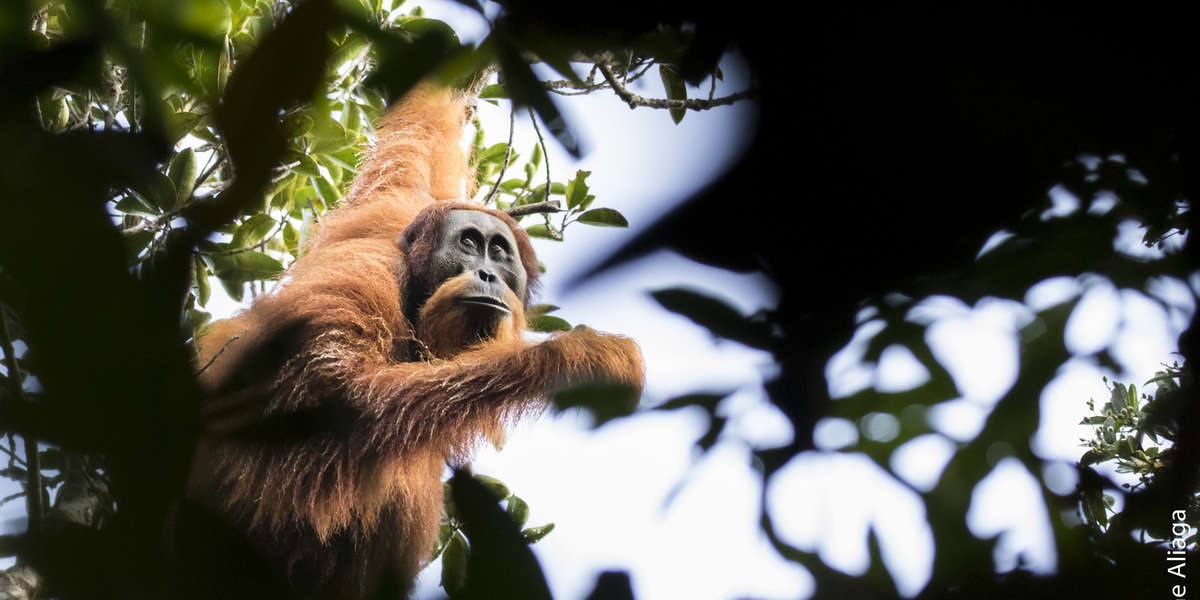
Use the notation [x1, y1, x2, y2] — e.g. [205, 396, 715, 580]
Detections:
[0, 312, 42, 541]
[503, 200, 561, 218]
[596, 60, 756, 112]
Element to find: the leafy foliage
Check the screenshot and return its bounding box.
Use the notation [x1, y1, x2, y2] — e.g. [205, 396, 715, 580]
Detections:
[0, 0, 722, 597]
[4, 1, 1198, 600]
[1077, 364, 1200, 546]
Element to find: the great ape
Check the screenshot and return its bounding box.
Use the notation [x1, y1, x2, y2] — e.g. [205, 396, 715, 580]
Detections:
[184, 86, 643, 598]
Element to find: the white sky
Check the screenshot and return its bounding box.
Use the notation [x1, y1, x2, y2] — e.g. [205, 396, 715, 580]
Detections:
[2, 3, 1194, 599]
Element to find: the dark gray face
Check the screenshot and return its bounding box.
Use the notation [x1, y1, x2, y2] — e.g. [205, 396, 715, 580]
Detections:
[429, 209, 527, 313]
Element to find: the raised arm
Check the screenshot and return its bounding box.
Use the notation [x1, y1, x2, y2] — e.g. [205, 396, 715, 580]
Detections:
[347, 327, 642, 456]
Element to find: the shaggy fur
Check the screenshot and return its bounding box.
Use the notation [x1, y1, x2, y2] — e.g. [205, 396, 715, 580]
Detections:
[186, 86, 644, 599]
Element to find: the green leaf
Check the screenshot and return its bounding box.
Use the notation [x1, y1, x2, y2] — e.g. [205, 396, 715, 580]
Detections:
[217, 276, 244, 302]
[332, 0, 373, 24]
[282, 113, 313, 137]
[553, 382, 640, 427]
[473, 474, 510, 500]
[318, 154, 343, 184]
[194, 254, 211, 307]
[476, 142, 509, 165]
[332, 147, 360, 171]
[524, 224, 557, 240]
[115, 194, 160, 217]
[526, 303, 560, 317]
[506, 496, 529, 528]
[576, 208, 628, 228]
[658, 64, 687, 124]
[330, 31, 369, 70]
[651, 287, 775, 350]
[521, 523, 554, 545]
[230, 214, 277, 248]
[430, 524, 453, 560]
[565, 170, 590, 210]
[1109, 383, 1126, 416]
[289, 151, 319, 176]
[270, 182, 295, 210]
[146, 0, 232, 39]
[209, 250, 284, 282]
[480, 83, 507, 99]
[283, 220, 299, 258]
[499, 179, 526, 192]
[311, 175, 341, 206]
[168, 148, 198, 206]
[184, 308, 212, 334]
[340, 101, 363, 134]
[528, 314, 571, 332]
[312, 114, 349, 153]
[530, 142, 542, 170]
[123, 230, 155, 261]
[440, 530, 469, 594]
[164, 111, 204, 145]
[134, 172, 178, 213]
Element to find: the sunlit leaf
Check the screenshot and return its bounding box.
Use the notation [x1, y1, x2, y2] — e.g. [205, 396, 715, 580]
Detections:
[520, 523, 554, 545]
[193, 254, 211, 307]
[565, 170, 590, 210]
[576, 208, 627, 227]
[167, 148, 198, 206]
[230, 214, 277, 248]
[440, 530, 469, 593]
[658, 64, 687, 124]
[506, 496, 529, 528]
[524, 224, 556, 240]
[528, 314, 571, 332]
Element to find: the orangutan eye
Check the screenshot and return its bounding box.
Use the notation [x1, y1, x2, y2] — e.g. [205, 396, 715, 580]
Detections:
[459, 232, 477, 249]
[489, 236, 510, 259]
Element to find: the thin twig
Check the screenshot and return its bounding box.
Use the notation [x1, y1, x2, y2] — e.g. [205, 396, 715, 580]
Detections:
[504, 200, 561, 218]
[195, 334, 240, 376]
[0, 311, 42, 540]
[597, 60, 755, 112]
[483, 108, 516, 206]
[196, 152, 226, 189]
[544, 60, 656, 97]
[0, 442, 24, 467]
[525, 108, 558, 239]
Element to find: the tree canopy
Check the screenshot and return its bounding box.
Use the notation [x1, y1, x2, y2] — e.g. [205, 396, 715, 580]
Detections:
[1, 1, 1198, 599]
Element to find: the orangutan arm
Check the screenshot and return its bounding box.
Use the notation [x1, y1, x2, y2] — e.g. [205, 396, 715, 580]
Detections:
[340, 327, 643, 456]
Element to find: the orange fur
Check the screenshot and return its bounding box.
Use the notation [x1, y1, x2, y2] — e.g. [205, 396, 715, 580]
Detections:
[185, 84, 644, 599]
